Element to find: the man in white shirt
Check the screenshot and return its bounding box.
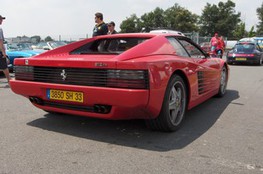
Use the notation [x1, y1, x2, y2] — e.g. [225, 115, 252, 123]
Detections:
[0, 15, 11, 83]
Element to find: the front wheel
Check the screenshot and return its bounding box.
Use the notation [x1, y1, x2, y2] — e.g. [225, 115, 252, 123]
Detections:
[145, 75, 187, 132]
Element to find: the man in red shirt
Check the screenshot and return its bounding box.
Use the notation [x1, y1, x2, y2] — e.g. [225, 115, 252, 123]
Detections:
[218, 36, 225, 51]
[210, 32, 219, 54]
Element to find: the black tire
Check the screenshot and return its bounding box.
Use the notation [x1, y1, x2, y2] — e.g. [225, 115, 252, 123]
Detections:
[215, 66, 227, 97]
[227, 61, 232, 65]
[145, 75, 187, 132]
[258, 57, 262, 66]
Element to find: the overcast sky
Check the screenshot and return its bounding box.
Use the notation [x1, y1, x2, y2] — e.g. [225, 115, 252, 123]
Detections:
[1, 0, 262, 40]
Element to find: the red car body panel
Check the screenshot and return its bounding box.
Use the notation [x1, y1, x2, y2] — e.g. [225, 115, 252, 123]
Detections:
[10, 33, 228, 120]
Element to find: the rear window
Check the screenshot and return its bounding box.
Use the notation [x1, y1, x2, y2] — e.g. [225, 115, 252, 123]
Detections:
[70, 37, 149, 55]
[234, 43, 255, 52]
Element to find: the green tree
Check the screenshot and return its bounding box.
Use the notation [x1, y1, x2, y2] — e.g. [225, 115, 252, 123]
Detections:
[119, 14, 142, 33]
[233, 22, 247, 39]
[164, 4, 199, 32]
[140, 7, 167, 32]
[30, 35, 41, 43]
[199, 4, 219, 36]
[44, 36, 54, 42]
[120, 4, 198, 33]
[248, 26, 256, 37]
[199, 0, 241, 38]
[256, 2, 263, 35]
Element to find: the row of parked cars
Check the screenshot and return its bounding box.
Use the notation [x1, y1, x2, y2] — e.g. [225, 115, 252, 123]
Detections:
[6, 41, 67, 71]
[200, 37, 263, 65]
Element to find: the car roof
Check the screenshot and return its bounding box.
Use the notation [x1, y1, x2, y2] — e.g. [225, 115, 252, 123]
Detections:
[239, 37, 255, 42]
[237, 41, 256, 45]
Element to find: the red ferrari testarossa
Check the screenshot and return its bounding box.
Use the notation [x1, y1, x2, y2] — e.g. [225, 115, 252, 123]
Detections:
[10, 33, 229, 131]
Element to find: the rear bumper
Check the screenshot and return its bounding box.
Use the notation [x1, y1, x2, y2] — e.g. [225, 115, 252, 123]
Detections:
[10, 80, 153, 119]
[227, 57, 260, 64]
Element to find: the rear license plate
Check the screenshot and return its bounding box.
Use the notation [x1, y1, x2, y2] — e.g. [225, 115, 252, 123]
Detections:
[236, 58, 247, 61]
[47, 89, 84, 103]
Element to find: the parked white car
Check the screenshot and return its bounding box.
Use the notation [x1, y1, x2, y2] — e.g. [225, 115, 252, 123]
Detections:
[150, 29, 185, 36]
[32, 41, 67, 51]
[225, 40, 238, 51]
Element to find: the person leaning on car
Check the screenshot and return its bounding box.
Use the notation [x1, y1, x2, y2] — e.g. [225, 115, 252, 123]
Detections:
[0, 15, 11, 83]
[92, 12, 108, 37]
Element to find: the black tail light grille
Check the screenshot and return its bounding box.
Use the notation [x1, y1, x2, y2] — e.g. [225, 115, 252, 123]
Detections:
[14, 66, 149, 89]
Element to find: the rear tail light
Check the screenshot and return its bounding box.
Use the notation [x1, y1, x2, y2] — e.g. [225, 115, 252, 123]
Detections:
[14, 66, 34, 80]
[228, 54, 254, 57]
[246, 54, 255, 57]
[107, 70, 149, 89]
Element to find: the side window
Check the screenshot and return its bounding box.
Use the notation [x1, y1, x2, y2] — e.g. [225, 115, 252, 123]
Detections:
[167, 37, 189, 57]
[178, 39, 206, 58]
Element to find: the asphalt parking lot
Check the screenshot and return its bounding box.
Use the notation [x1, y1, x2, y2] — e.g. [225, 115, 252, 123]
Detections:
[0, 64, 263, 174]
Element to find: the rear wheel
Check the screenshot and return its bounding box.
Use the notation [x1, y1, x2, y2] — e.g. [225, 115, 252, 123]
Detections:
[216, 66, 227, 97]
[145, 75, 187, 132]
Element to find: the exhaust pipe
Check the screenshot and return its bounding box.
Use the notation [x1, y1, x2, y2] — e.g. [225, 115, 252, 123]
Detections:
[94, 104, 111, 114]
[29, 97, 43, 105]
[29, 97, 35, 103]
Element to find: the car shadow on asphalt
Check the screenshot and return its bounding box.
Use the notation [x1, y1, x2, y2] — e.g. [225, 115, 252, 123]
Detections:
[27, 89, 239, 152]
[228, 64, 263, 67]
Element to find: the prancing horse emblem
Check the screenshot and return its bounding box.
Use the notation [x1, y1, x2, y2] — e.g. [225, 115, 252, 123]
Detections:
[60, 69, 67, 81]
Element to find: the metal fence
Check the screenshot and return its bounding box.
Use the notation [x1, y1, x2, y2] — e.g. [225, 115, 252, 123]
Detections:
[184, 32, 230, 45]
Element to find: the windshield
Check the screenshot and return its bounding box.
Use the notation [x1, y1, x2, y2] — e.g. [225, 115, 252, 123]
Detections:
[70, 37, 149, 55]
[17, 43, 33, 50]
[7, 43, 33, 50]
[7, 43, 20, 50]
[49, 41, 67, 48]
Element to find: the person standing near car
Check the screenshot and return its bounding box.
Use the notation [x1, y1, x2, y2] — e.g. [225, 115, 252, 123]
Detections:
[0, 15, 11, 83]
[216, 36, 226, 58]
[210, 32, 219, 53]
[107, 21, 117, 35]
[92, 12, 108, 37]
